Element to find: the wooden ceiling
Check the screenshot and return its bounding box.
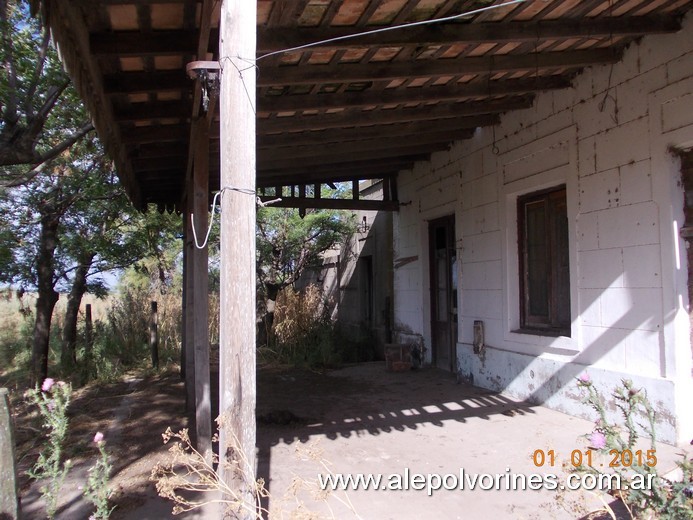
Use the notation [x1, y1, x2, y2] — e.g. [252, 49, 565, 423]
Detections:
[35, 0, 692, 211]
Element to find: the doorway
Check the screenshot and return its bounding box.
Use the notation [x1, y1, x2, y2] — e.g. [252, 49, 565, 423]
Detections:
[429, 216, 457, 372]
[359, 256, 374, 327]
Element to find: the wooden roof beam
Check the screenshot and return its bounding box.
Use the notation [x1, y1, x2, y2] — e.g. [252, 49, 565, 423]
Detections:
[90, 15, 683, 59]
[258, 49, 622, 86]
[89, 16, 680, 57]
[258, 130, 474, 164]
[258, 158, 424, 186]
[105, 49, 618, 95]
[132, 155, 188, 171]
[258, 115, 497, 148]
[130, 141, 191, 158]
[259, 76, 571, 113]
[258, 141, 461, 170]
[103, 71, 190, 94]
[133, 170, 186, 181]
[257, 197, 399, 212]
[258, 97, 531, 133]
[257, 15, 681, 53]
[114, 101, 192, 122]
[90, 30, 212, 57]
[120, 124, 190, 144]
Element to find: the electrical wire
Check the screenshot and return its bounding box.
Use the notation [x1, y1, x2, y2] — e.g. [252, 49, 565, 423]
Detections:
[190, 0, 529, 248]
[255, 0, 527, 62]
[190, 186, 282, 249]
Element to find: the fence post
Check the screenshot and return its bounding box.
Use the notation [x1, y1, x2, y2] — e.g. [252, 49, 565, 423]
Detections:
[0, 388, 19, 519]
[150, 301, 159, 369]
[82, 304, 94, 384]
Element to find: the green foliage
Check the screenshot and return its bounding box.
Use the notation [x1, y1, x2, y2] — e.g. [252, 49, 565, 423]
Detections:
[0, 0, 161, 383]
[118, 208, 182, 291]
[0, 0, 93, 174]
[256, 207, 356, 297]
[26, 379, 72, 519]
[574, 376, 693, 519]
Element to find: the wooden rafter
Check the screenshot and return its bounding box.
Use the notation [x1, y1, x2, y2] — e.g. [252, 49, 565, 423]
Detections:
[33, 0, 693, 207]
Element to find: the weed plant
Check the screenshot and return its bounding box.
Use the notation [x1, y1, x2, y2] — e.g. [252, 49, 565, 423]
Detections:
[25, 379, 72, 519]
[573, 375, 693, 519]
[85, 432, 115, 519]
[269, 285, 342, 368]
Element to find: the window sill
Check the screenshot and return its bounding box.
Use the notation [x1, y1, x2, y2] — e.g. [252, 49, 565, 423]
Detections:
[512, 328, 571, 339]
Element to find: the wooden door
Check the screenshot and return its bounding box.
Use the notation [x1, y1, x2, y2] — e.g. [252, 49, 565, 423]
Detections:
[429, 216, 457, 371]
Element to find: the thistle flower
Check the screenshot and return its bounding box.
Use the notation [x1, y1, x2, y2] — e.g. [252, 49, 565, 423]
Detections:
[93, 431, 104, 444]
[577, 373, 591, 385]
[41, 378, 55, 392]
[589, 430, 607, 449]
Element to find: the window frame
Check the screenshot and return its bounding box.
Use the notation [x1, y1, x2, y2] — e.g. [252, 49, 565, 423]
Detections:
[517, 185, 571, 337]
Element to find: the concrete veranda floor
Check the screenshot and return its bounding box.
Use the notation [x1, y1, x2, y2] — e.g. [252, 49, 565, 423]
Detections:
[18, 363, 688, 519]
[255, 362, 689, 520]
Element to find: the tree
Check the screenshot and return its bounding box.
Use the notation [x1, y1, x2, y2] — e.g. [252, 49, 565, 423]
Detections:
[55, 152, 155, 371]
[0, 0, 93, 186]
[0, 0, 158, 383]
[255, 206, 356, 344]
[0, 136, 147, 382]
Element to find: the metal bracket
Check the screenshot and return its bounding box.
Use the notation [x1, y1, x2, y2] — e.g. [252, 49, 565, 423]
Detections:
[186, 61, 221, 113]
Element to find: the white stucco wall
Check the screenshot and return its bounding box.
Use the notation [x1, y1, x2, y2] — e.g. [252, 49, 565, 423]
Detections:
[393, 12, 693, 445]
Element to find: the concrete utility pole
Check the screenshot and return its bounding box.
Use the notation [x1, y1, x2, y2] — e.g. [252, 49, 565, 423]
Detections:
[218, 0, 257, 516]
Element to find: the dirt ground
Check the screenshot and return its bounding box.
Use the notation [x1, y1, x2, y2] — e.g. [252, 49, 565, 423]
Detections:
[7, 363, 690, 519]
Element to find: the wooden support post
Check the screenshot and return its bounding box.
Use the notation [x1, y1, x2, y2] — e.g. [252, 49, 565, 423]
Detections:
[150, 301, 159, 369]
[181, 217, 187, 381]
[0, 388, 19, 519]
[192, 119, 212, 459]
[184, 203, 196, 415]
[298, 184, 306, 218]
[352, 179, 359, 200]
[219, 1, 257, 514]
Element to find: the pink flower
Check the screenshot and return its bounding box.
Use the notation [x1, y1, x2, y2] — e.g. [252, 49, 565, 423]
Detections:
[589, 430, 607, 449]
[41, 378, 55, 392]
[93, 432, 104, 444]
[578, 373, 591, 384]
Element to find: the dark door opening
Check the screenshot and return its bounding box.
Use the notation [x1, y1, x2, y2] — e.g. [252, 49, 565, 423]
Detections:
[429, 215, 457, 372]
[359, 256, 374, 327]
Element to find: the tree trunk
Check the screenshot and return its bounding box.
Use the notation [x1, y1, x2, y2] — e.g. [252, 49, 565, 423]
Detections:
[61, 252, 95, 370]
[31, 213, 60, 386]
